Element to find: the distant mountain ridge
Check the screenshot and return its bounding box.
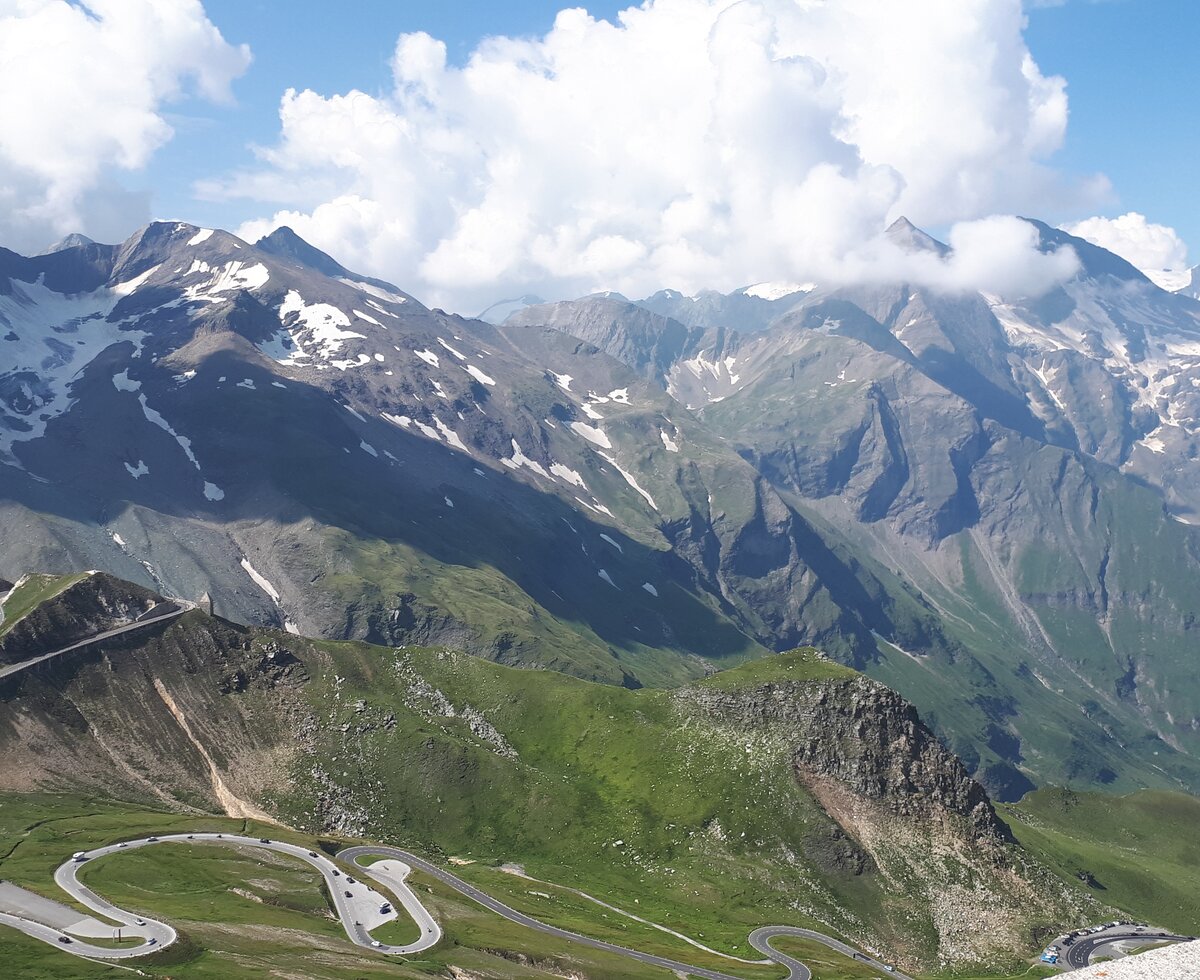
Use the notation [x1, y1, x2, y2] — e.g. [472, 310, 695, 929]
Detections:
[2, 217, 1200, 802]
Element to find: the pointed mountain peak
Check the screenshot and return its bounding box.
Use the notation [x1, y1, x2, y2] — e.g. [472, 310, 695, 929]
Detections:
[1023, 218, 1148, 284]
[886, 217, 949, 256]
[255, 226, 346, 278]
[255, 226, 423, 309]
[42, 232, 98, 255]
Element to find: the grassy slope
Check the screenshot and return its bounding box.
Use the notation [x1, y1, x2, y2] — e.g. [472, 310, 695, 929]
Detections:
[279, 642, 875, 960]
[1001, 788, 1200, 935]
[0, 573, 86, 638]
[0, 793, 754, 980]
[2, 635, 1196, 978]
[268, 640, 1103, 976]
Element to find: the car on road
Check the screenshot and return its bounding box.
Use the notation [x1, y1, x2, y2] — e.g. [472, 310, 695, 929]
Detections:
[344, 890, 353, 898]
[259, 838, 271, 844]
[58, 936, 71, 944]
[371, 940, 382, 948]
[147, 937, 157, 946]
[308, 851, 318, 858]
[147, 836, 158, 842]
[118, 842, 128, 848]
[346, 877, 356, 884]
[134, 918, 146, 925]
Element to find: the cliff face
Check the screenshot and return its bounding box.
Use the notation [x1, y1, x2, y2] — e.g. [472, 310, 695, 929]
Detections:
[0, 605, 305, 815]
[0, 572, 159, 665]
[675, 673, 1083, 969]
[678, 675, 1009, 844]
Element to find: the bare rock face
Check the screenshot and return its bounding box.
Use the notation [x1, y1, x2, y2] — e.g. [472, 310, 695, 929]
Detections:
[676, 675, 1086, 969]
[678, 675, 1008, 844]
[0, 573, 159, 665]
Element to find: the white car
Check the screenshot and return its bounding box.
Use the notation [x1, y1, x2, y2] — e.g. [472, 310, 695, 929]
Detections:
[371, 940, 382, 948]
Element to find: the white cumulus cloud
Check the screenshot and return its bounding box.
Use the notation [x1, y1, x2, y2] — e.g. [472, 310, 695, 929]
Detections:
[1063, 212, 1191, 286]
[0, 0, 250, 252]
[218, 0, 1103, 311]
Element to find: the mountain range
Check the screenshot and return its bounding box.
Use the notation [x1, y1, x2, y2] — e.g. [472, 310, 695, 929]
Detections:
[3, 215, 1200, 804]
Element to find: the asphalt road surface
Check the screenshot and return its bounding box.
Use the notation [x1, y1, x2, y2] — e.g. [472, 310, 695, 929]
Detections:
[1, 833, 439, 960]
[1059, 926, 1193, 970]
[748, 925, 914, 979]
[340, 844, 913, 980]
[0, 599, 192, 682]
[0, 832, 914, 978]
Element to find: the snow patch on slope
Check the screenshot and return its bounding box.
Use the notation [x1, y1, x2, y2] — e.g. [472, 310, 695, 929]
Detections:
[502, 439, 550, 478]
[570, 422, 612, 448]
[741, 281, 815, 301]
[464, 364, 496, 386]
[0, 276, 148, 459]
[240, 558, 281, 602]
[596, 450, 658, 511]
[258, 291, 366, 369]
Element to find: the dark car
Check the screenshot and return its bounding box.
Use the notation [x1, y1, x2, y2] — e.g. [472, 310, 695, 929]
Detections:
[259, 838, 271, 844]
[344, 890, 353, 898]
[308, 851, 318, 858]
[58, 936, 72, 944]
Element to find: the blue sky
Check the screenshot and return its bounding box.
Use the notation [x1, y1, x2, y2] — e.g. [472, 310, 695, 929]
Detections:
[1023, 0, 1198, 250]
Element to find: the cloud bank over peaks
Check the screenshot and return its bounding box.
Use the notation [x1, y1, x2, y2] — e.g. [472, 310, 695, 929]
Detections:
[0, 0, 250, 253]
[1064, 212, 1192, 289]
[219, 0, 1103, 312]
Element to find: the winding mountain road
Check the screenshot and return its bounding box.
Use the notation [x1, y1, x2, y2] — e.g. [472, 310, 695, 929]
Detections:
[0, 599, 193, 682]
[1061, 927, 1193, 970]
[1, 834, 439, 960]
[0, 832, 914, 979]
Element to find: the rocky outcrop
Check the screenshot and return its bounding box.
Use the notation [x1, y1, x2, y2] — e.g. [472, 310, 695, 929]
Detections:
[0, 585, 305, 814]
[0, 572, 159, 665]
[677, 675, 1011, 845]
[675, 673, 1088, 969]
